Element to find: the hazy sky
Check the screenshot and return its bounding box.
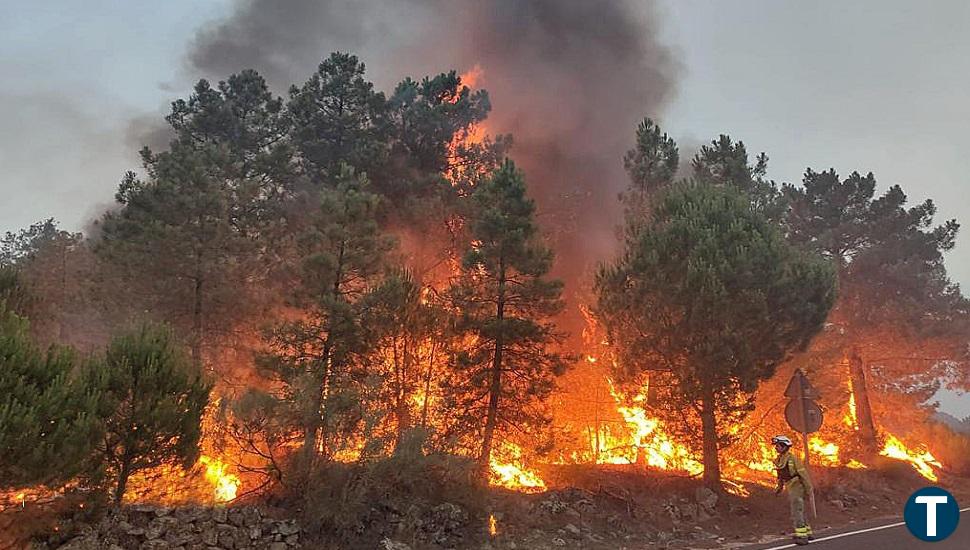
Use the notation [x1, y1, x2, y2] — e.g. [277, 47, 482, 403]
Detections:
[2, 1, 968, 413]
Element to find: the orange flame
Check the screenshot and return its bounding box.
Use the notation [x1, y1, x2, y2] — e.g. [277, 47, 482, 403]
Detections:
[198, 456, 241, 503]
[880, 433, 942, 482]
[844, 376, 859, 430]
[489, 441, 547, 493]
[597, 379, 703, 474]
[488, 513, 498, 536]
[446, 66, 489, 186]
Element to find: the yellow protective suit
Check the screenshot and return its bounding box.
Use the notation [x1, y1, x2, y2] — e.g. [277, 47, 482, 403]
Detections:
[775, 449, 813, 540]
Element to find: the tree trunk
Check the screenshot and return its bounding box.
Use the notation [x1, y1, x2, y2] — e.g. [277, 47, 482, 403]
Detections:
[420, 339, 437, 428]
[848, 347, 878, 452]
[700, 386, 721, 489]
[113, 461, 131, 506]
[303, 350, 330, 466]
[480, 261, 506, 475]
[480, 339, 503, 473]
[192, 276, 203, 366]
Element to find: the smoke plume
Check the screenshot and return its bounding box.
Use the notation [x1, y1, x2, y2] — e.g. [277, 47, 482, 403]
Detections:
[188, 0, 681, 331]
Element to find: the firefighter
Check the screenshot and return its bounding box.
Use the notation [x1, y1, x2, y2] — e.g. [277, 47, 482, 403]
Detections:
[772, 435, 813, 545]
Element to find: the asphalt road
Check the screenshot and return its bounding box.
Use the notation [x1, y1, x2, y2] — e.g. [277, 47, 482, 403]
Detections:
[743, 507, 970, 550]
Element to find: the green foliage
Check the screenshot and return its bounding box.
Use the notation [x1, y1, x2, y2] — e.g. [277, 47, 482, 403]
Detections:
[692, 135, 785, 219]
[622, 118, 679, 202]
[99, 69, 290, 363]
[596, 182, 836, 486]
[0, 305, 101, 489]
[88, 324, 211, 503]
[445, 160, 570, 466]
[783, 168, 968, 439]
[0, 266, 31, 316]
[289, 52, 388, 183]
[0, 219, 94, 346]
[298, 432, 482, 547]
[260, 167, 395, 462]
[385, 70, 497, 181]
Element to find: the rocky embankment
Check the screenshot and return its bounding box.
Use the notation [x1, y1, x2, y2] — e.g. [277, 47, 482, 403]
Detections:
[52, 505, 301, 550]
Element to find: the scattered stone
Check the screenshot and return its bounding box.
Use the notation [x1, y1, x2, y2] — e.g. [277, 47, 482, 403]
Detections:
[551, 537, 566, 547]
[380, 538, 412, 550]
[212, 507, 228, 524]
[695, 487, 719, 512]
[50, 505, 299, 550]
[563, 523, 581, 538]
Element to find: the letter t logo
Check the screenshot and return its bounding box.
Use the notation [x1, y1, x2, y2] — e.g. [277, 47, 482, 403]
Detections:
[915, 495, 949, 537]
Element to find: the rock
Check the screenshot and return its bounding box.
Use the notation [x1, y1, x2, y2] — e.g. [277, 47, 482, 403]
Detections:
[201, 528, 218, 546]
[212, 507, 228, 524]
[277, 520, 300, 537]
[538, 495, 568, 515]
[228, 508, 247, 527]
[380, 538, 412, 550]
[175, 507, 207, 523]
[695, 487, 719, 512]
[551, 537, 566, 547]
[563, 524, 581, 538]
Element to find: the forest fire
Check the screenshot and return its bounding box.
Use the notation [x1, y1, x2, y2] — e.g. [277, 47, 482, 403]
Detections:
[489, 441, 547, 493]
[446, 65, 489, 186]
[4, 10, 969, 547]
[602, 379, 703, 474]
[880, 434, 942, 482]
[199, 456, 241, 503]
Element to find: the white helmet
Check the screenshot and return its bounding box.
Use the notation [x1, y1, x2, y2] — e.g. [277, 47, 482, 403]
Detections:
[771, 435, 793, 447]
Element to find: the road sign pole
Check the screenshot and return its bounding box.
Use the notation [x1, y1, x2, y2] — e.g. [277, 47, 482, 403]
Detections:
[797, 373, 818, 520]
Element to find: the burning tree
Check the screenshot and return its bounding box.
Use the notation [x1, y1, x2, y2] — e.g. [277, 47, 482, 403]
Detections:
[783, 169, 969, 452]
[260, 167, 395, 466]
[445, 160, 571, 474]
[596, 182, 836, 488]
[88, 324, 211, 504]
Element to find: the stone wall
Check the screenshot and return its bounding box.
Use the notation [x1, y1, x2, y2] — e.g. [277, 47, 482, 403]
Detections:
[57, 505, 301, 550]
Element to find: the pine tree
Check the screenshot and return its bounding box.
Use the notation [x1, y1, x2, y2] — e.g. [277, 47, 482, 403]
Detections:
[0, 305, 101, 489]
[99, 69, 289, 366]
[445, 160, 570, 472]
[260, 166, 394, 464]
[0, 219, 94, 346]
[783, 169, 967, 450]
[691, 135, 785, 219]
[288, 52, 388, 184]
[596, 182, 835, 488]
[88, 324, 211, 504]
[621, 118, 679, 217]
[366, 269, 450, 446]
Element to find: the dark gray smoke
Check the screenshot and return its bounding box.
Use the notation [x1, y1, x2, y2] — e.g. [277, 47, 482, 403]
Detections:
[187, 0, 681, 331]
